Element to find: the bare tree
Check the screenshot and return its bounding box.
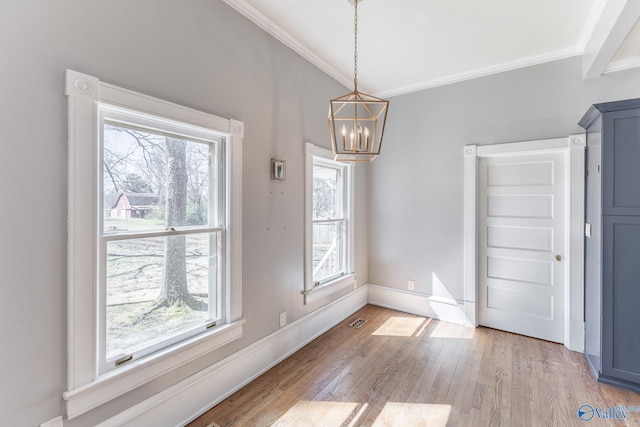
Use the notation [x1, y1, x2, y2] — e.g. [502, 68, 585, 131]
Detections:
[104, 125, 166, 196]
[122, 173, 152, 193]
[313, 177, 336, 219]
[104, 125, 209, 311]
[103, 141, 138, 193]
[152, 137, 205, 310]
[186, 143, 209, 225]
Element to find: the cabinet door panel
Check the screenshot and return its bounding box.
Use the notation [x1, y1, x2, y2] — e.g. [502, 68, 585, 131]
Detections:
[603, 108, 640, 215]
[602, 216, 640, 383]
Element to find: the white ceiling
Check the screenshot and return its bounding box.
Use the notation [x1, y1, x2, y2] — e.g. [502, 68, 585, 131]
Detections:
[223, 0, 640, 98]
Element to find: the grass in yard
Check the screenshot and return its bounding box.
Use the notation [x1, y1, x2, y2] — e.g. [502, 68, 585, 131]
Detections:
[103, 217, 214, 358]
[104, 216, 165, 233]
[107, 296, 209, 358]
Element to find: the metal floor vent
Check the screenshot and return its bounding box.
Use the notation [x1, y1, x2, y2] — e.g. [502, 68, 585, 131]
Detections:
[349, 318, 367, 329]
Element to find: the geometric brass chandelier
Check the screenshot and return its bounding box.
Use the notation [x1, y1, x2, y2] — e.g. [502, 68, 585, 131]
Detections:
[328, 0, 389, 162]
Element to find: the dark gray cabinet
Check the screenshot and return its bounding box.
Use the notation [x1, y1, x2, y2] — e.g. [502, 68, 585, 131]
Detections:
[580, 98, 640, 393]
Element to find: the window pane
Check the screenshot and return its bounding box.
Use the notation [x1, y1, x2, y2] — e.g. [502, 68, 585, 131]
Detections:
[312, 221, 345, 283]
[312, 165, 341, 219]
[103, 122, 213, 233]
[105, 232, 219, 360]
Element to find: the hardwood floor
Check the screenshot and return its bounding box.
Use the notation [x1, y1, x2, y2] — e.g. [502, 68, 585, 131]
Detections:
[188, 305, 640, 426]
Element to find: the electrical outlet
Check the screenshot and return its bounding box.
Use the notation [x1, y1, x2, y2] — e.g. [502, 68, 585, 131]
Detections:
[408, 280, 415, 291]
[279, 312, 287, 327]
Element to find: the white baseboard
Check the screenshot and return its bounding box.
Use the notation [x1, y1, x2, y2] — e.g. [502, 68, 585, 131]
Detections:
[367, 284, 471, 326]
[98, 285, 368, 427]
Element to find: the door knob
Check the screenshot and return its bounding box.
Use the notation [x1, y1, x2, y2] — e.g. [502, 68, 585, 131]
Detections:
[555, 255, 562, 261]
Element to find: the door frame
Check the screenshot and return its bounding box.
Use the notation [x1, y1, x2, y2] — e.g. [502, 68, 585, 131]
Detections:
[463, 135, 586, 351]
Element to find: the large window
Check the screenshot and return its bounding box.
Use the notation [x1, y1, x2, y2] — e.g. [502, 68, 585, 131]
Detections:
[99, 108, 225, 372]
[64, 70, 244, 418]
[304, 143, 355, 304]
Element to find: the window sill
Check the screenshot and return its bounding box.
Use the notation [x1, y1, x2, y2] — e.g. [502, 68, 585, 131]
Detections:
[63, 319, 245, 419]
[303, 274, 356, 305]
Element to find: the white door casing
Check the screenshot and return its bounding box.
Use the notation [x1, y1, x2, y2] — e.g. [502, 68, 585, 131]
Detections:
[478, 152, 565, 342]
[463, 136, 586, 351]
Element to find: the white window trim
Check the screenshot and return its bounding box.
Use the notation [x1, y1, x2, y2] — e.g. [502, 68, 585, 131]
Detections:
[303, 142, 355, 305]
[64, 70, 244, 419]
[97, 106, 227, 375]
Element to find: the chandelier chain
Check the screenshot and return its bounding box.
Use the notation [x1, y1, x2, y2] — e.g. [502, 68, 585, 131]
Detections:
[353, 0, 358, 92]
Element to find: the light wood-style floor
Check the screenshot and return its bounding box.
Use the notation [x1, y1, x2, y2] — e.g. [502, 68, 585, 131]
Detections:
[188, 305, 640, 426]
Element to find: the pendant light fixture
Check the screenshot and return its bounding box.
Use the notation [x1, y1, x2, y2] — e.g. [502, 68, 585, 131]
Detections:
[329, 0, 389, 162]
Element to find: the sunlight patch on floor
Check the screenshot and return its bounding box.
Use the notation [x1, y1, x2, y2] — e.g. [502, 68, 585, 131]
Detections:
[429, 321, 475, 339]
[272, 401, 360, 426]
[371, 402, 451, 426]
[346, 403, 369, 427]
[414, 318, 432, 337]
[372, 317, 428, 337]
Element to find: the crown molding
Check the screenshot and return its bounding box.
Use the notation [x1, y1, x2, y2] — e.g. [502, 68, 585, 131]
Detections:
[374, 46, 583, 98]
[222, 0, 603, 99]
[222, 0, 353, 90]
[604, 55, 640, 74]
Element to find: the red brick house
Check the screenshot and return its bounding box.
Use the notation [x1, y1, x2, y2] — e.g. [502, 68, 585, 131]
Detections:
[110, 193, 159, 218]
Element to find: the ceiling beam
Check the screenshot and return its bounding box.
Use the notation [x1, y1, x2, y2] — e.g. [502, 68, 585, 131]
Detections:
[582, 0, 640, 78]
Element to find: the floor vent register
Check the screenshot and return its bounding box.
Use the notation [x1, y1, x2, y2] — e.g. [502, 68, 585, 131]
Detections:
[348, 318, 367, 329]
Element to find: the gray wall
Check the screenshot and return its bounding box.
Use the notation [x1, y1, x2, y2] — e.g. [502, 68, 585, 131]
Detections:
[0, 1, 368, 426]
[368, 57, 640, 301]
[4, 0, 640, 425]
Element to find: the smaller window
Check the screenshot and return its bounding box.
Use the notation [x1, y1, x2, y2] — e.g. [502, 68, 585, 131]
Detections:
[304, 143, 355, 304]
[312, 160, 347, 284]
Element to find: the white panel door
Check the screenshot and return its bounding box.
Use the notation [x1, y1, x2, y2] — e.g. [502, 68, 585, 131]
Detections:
[478, 152, 565, 343]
